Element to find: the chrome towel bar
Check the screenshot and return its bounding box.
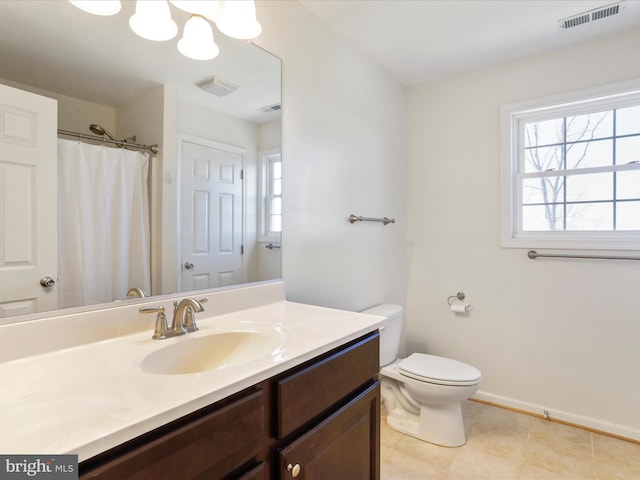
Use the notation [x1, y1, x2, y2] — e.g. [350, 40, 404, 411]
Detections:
[528, 250, 640, 261]
[349, 214, 395, 225]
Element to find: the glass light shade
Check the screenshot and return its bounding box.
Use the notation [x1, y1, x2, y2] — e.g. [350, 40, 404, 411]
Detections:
[129, 0, 178, 42]
[69, 0, 121, 16]
[169, 1, 224, 22]
[177, 15, 219, 60]
[216, 0, 262, 40]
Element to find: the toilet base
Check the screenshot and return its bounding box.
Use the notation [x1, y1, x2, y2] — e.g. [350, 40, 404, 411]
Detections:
[385, 401, 467, 447]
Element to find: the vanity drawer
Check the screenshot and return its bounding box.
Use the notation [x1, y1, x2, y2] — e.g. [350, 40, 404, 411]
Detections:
[276, 331, 379, 439]
[80, 389, 264, 480]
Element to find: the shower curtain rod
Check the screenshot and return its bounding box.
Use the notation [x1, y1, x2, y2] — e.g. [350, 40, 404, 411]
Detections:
[57, 129, 160, 155]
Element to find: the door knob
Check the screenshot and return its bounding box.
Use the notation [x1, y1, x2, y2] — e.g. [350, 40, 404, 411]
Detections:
[184, 261, 194, 270]
[286, 464, 301, 477]
[40, 276, 56, 287]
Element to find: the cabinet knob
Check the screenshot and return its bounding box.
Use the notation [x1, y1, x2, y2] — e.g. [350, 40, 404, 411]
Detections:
[286, 463, 301, 477]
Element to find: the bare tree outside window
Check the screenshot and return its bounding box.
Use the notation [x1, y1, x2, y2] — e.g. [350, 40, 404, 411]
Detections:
[522, 112, 611, 231]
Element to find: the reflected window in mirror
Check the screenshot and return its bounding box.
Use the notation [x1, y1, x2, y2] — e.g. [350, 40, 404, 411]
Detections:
[260, 150, 282, 242]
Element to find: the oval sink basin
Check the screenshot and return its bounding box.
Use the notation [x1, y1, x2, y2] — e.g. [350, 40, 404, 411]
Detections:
[140, 329, 285, 375]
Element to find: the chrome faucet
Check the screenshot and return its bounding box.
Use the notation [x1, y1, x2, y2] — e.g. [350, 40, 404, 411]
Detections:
[127, 287, 146, 298]
[171, 298, 207, 335]
[139, 297, 207, 340]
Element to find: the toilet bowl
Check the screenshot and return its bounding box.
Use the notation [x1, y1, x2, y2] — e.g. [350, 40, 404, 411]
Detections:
[362, 304, 481, 447]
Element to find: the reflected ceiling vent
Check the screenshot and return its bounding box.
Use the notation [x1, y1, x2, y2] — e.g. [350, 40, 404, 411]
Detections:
[196, 76, 239, 97]
[559, 1, 626, 29]
[258, 103, 281, 113]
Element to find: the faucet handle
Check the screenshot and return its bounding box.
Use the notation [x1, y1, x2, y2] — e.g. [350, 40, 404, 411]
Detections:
[183, 306, 198, 333]
[140, 306, 169, 340]
[183, 298, 207, 333]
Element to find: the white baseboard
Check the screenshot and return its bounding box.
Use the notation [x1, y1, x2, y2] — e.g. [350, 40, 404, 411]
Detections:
[472, 390, 640, 443]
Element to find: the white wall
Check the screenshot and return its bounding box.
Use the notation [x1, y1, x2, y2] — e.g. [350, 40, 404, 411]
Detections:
[255, 1, 407, 311]
[406, 26, 640, 438]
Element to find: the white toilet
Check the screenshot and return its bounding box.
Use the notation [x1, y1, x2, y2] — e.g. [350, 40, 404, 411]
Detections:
[363, 304, 481, 447]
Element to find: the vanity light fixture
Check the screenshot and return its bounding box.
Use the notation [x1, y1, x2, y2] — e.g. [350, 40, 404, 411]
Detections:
[129, 0, 178, 42]
[178, 15, 220, 61]
[69, 0, 122, 16]
[169, 0, 224, 22]
[69, 0, 263, 60]
[216, 0, 262, 40]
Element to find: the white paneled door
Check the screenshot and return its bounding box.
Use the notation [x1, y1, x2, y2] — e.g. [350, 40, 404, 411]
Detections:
[180, 138, 244, 291]
[0, 84, 58, 318]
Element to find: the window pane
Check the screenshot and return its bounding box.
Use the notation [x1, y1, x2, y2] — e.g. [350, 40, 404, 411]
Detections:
[272, 160, 281, 178]
[566, 203, 612, 230]
[616, 105, 640, 136]
[272, 178, 282, 195]
[524, 145, 563, 173]
[616, 201, 640, 230]
[271, 197, 281, 215]
[522, 204, 564, 231]
[617, 170, 640, 200]
[524, 118, 563, 147]
[522, 176, 564, 205]
[566, 111, 612, 142]
[616, 136, 640, 164]
[566, 172, 612, 202]
[566, 138, 612, 169]
[271, 214, 282, 232]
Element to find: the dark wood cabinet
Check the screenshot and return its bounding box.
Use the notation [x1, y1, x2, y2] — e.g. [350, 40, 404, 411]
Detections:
[278, 382, 380, 480]
[79, 330, 379, 480]
[80, 390, 264, 480]
[276, 332, 380, 439]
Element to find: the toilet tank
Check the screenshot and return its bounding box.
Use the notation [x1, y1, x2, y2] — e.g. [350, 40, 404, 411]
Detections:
[361, 304, 403, 366]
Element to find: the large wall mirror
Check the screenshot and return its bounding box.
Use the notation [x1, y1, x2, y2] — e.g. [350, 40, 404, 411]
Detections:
[0, 1, 282, 324]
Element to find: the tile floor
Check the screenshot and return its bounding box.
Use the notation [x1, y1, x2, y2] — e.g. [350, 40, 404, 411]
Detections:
[380, 400, 640, 480]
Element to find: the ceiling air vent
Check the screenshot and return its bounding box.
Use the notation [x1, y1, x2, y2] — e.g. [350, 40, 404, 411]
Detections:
[258, 104, 281, 113]
[196, 76, 239, 97]
[559, 1, 626, 29]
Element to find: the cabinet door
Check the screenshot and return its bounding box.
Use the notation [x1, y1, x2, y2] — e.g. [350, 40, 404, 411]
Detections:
[80, 390, 264, 480]
[236, 462, 265, 480]
[278, 382, 380, 480]
[277, 332, 379, 439]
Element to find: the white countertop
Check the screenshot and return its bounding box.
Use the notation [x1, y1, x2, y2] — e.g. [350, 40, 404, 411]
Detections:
[0, 298, 384, 461]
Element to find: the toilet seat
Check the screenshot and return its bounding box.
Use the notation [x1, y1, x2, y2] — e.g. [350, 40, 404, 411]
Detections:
[398, 353, 481, 386]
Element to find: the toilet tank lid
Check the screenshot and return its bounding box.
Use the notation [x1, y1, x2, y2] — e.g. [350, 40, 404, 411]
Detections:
[361, 304, 403, 317]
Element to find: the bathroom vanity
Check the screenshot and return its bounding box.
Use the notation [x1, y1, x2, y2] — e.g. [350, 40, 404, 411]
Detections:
[0, 282, 384, 480]
[79, 331, 380, 479]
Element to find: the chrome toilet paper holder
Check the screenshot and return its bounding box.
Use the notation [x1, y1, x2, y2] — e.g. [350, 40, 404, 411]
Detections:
[447, 292, 465, 305]
[447, 292, 471, 313]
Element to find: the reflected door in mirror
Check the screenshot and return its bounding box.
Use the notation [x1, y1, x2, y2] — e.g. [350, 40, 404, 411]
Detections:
[180, 138, 244, 291]
[0, 84, 58, 317]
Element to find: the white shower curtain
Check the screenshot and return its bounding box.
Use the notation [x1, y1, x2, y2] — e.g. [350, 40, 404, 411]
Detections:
[57, 138, 151, 309]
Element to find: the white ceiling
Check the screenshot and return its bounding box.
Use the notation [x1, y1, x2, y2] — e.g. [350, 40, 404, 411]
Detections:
[2, 0, 639, 119]
[298, 0, 640, 85]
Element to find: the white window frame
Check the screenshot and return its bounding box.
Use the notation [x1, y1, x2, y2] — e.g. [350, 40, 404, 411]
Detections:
[501, 79, 640, 251]
[258, 148, 282, 243]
